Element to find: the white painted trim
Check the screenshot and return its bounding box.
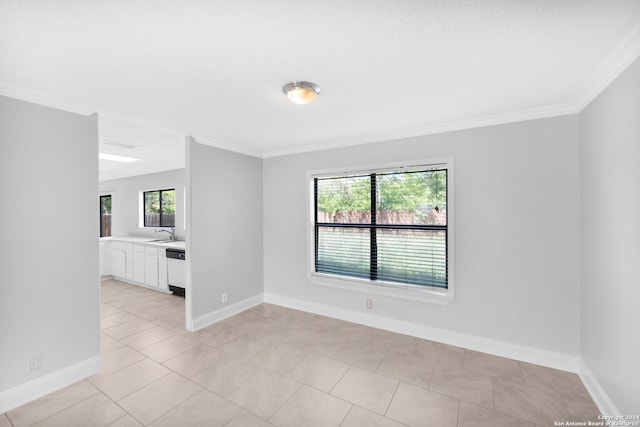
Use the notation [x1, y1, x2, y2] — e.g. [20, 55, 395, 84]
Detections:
[107, 276, 171, 294]
[263, 293, 579, 373]
[0, 356, 100, 413]
[263, 104, 577, 158]
[578, 361, 620, 417]
[0, 82, 573, 160]
[572, 20, 640, 111]
[0, 81, 96, 116]
[308, 275, 454, 305]
[185, 136, 194, 332]
[3, 18, 639, 160]
[190, 135, 263, 159]
[190, 294, 264, 332]
[263, 18, 640, 159]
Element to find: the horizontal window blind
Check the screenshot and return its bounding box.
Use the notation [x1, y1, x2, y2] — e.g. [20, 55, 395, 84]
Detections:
[316, 227, 370, 280]
[314, 168, 448, 289]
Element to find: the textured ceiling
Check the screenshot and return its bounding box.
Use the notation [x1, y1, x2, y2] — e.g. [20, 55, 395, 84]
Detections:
[1, 1, 640, 180]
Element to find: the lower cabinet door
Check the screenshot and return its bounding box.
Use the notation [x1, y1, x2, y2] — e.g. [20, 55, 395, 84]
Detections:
[133, 251, 145, 283]
[109, 250, 126, 278]
[158, 252, 168, 290]
[144, 254, 159, 287]
[99, 244, 107, 277]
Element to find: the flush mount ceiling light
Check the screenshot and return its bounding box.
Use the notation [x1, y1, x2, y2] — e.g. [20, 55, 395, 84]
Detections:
[282, 81, 321, 105]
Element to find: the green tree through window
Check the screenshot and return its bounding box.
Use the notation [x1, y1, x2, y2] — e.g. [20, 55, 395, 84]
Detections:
[144, 189, 175, 227]
[314, 168, 448, 288]
[100, 195, 111, 237]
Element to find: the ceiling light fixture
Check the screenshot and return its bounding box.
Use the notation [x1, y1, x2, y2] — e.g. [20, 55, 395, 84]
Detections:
[283, 81, 320, 105]
[99, 152, 141, 163]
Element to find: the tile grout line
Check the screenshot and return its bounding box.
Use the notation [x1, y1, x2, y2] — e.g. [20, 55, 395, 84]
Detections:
[99, 287, 202, 425]
[337, 404, 354, 427]
[19, 280, 599, 427]
[8, 385, 102, 427]
[265, 381, 303, 424]
[327, 364, 353, 395]
[382, 379, 401, 417]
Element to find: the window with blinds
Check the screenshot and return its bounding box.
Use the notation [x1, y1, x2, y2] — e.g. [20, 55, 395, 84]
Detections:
[313, 167, 448, 289]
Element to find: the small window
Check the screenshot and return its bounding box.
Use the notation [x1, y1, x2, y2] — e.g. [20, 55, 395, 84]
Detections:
[143, 189, 175, 227]
[100, 195, 112, 237]
[309, 159, 453, 303]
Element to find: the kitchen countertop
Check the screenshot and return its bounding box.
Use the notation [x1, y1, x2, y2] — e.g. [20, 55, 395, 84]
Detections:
[100, 236, 185, 250]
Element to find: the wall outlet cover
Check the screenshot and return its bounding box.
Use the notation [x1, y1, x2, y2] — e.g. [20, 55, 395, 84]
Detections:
[27, 355, 42, 372]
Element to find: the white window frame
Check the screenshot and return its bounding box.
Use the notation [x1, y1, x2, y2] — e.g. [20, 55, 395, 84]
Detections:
[307, 157, 454, 305]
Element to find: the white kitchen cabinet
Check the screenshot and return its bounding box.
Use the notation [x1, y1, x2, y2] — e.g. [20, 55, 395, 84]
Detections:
[109, 242, 127, 279]
[99, 242, 107, 277]
[104, 239, 179, 293]
[132, 244, 145, 283]
[125, 243, 134, 280]
[158, 248, 168, 290]
[144, 246, 159, 287]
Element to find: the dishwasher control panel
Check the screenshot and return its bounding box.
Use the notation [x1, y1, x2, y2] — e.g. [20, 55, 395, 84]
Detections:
[166, 248, 186, 260]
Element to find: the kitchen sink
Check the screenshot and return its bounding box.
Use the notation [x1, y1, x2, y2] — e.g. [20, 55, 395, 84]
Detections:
[148, 239, 175, 243]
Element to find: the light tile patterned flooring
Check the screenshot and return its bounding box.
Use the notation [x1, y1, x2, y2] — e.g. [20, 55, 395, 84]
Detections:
[2, 279, 602, 427]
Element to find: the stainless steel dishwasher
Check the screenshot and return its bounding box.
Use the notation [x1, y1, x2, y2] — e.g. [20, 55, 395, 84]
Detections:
[166, 248, 185, 296]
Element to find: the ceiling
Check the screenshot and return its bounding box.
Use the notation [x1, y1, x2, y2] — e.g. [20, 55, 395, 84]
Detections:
[2, 1, 640, 181]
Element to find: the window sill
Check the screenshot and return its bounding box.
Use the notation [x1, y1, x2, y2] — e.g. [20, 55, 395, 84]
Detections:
[308, 273, 454, 305]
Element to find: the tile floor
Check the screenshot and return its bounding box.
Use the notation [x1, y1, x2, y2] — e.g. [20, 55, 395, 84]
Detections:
[2, 279, 603, 427]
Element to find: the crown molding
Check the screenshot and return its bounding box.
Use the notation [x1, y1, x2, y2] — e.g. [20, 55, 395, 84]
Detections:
[190, 135, 263, 159]
[262, 103, 578, 158]
[0, 81, 263, 159]
[4, 17, 640, 161]
[263, 19, 640, 158]
[0, 81, 95, 116]
[571, 20, 640, 111]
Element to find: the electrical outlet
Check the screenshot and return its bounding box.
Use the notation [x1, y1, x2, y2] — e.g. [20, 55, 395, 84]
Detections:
[27, 355, 41, 372]
[221, 293, 228, 304]
[366, 299, 373, 309]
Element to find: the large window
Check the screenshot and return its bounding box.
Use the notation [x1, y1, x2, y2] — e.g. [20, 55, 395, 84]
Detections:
[100, 195, 111, 237]
[310, 160, 452, 301]
[143, 189, 176, 227]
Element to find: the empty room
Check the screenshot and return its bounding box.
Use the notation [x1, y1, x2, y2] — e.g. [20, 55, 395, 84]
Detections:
[1, 1, 639, 426]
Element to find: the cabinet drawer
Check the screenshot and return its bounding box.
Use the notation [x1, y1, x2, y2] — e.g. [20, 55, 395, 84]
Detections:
[133, 244, 145, 253]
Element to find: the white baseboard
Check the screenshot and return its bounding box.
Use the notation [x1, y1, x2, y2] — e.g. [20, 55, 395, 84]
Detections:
[189, 294, 264, 332]
[579, 361, 619, 416]
[0, 356, 100, 413]
[107, 276, 171, 294]
[264, 293, 579, 373]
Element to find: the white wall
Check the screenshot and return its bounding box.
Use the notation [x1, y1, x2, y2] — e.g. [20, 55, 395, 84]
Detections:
[580, 57, 640, 413]
[186, 138, 263, 327]
[99, 169, 186, 239]
[263, 115, 581, 363]
[0, 96, 99, 411]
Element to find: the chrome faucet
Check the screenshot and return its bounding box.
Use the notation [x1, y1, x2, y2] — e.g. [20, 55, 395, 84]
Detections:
[157, 228, 176, 241]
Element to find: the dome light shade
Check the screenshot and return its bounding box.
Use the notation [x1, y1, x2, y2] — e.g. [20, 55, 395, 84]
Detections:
[283, 81, 320, 105]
